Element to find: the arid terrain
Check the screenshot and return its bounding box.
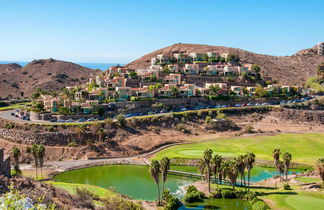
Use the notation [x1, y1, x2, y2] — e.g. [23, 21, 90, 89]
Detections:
[0, 59, 101, 98]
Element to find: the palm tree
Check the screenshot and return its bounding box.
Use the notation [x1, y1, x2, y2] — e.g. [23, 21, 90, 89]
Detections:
[12, 146, 21, 175]
[278, 161, 285, 181]
[282, 152, 292, 183]
[76, 125, 86, 145]
[203, 149, 213, 192]
[315, 158, 324, 183]
[37, 144, 46, 179]
[227, 160, 239, 190]
[245, 152, 255, 190]
[31, 144, 39, 179]
[150, 160, 161, 205]
[211, 154, 222, 189]
[236, 155, 246, 188]
[98, 128, 105, 142]
[198, 159, 206, 181]
[160, 157, 170, 195]
[272, 148, 281, 184]
[220, 160, 229, 186]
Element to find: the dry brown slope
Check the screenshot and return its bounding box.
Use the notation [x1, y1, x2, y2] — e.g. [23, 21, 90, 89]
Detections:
[0, 59, 101, 98]
[126, 43, 324, 86]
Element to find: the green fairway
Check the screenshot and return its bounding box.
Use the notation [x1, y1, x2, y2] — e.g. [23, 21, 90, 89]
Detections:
[46, 181, 116, 198]
[153, 133, 324, 165]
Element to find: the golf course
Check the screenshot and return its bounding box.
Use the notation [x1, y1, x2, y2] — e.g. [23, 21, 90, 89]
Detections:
[153, 133, 324, 165]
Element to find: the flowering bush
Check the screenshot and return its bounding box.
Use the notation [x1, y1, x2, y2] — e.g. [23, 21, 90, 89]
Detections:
[0, 185, 55, 210]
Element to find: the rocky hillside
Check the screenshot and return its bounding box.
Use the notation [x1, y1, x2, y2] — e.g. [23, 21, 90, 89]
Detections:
[0, 59, 101, 98]
[126, 43, 324, 86]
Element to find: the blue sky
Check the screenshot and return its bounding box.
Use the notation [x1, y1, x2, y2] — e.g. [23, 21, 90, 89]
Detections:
[0, 0, 323, 63]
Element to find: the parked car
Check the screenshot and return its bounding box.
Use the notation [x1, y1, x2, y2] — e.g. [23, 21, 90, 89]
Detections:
[77, 118, 86, 122]
[50, 118, 57, 122]
[262, 103, 270, 106]
[66, 119, 74, 122]
[87, 117, 95, 122]
[180, 108, 187, 111]
[234, 104, 242, 107]
[57, 119, 65, 122]
[98, 116, 104, 120]
[255, 103, 262, 106]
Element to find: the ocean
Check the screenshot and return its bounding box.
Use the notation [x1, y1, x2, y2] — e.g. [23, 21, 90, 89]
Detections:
[0, 61, 122, 71]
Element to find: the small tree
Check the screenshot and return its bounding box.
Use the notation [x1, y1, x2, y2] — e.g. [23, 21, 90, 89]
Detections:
[150, 160, 161, 205]
[12, 146, 21, 175]
[315, 158, 324, 183]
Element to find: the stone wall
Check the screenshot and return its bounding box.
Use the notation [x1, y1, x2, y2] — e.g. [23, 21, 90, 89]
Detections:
[278, 108, 324, 124]
[0, 148, 11, 177]
[0, 128, 96, 146]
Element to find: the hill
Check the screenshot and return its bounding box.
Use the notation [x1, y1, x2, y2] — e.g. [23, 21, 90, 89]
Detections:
[0, 59, 101, 98]
[125, 43, 324, 86]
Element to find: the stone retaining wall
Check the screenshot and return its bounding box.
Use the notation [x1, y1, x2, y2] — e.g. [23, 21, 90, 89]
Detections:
[279, 109, 324, 124]
[0, 128, 96, 146]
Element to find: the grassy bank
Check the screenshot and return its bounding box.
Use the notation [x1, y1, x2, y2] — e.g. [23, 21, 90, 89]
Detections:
[153, 133, 324, 165]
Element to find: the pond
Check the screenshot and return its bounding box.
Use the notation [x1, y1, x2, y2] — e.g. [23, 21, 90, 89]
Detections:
[179, 199, 251, 210]
[54, 164, 299, 201]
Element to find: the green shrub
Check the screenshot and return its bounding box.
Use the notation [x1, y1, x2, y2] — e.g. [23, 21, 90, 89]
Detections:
[162, 189, 181, 210]
[252, 200, 270, 210]
[184, 191, 204, 203]
[205, 116, 212, 124]
[209, 189, 222, 198]
[283, 184, 292, 190]
[46, 126, 56, 132]
[243, 191, 258, 201]
[68, 141, 77, 147]
[5, 123, 15, 129]
[116, 114, 127, 127]
[244, 125, 254, 133]
[221, 189, 237, 199]
[184, 185, 204, 203]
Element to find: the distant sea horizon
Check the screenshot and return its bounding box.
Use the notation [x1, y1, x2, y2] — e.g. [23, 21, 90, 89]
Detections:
[0, 61, 124, 71]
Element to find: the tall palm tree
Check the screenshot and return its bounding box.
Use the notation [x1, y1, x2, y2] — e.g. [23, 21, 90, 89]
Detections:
[203, 149, 213, 192]
[245, 152, 255, 190]
[220, 160, 229, 186]
[12, 146, 21, 175]
[31, 144, 39, 179]
[272, 148, 281, 185]
[211, 154, 222, 189]
[236, 155, 246, 188]
[150, 160, 161, 205]
[198, 159, 206, 181]
[315, 158, 324, 183]
[160, 157, 170, 194]
[282, 152, 292, 183]
[37, 144, 46, 179]
[227, 160, 239, 190]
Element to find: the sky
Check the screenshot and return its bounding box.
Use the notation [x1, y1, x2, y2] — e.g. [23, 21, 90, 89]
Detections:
[0, 0, 323, 63]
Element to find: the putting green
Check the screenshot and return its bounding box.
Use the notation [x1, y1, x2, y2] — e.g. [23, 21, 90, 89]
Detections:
[178, 150, 236, 157]
[153, 133, 324, 165]
[285, 195, 324, 210]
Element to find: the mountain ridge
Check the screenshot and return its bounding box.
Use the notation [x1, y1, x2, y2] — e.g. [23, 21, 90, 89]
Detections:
[125, 43, 324, 85]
